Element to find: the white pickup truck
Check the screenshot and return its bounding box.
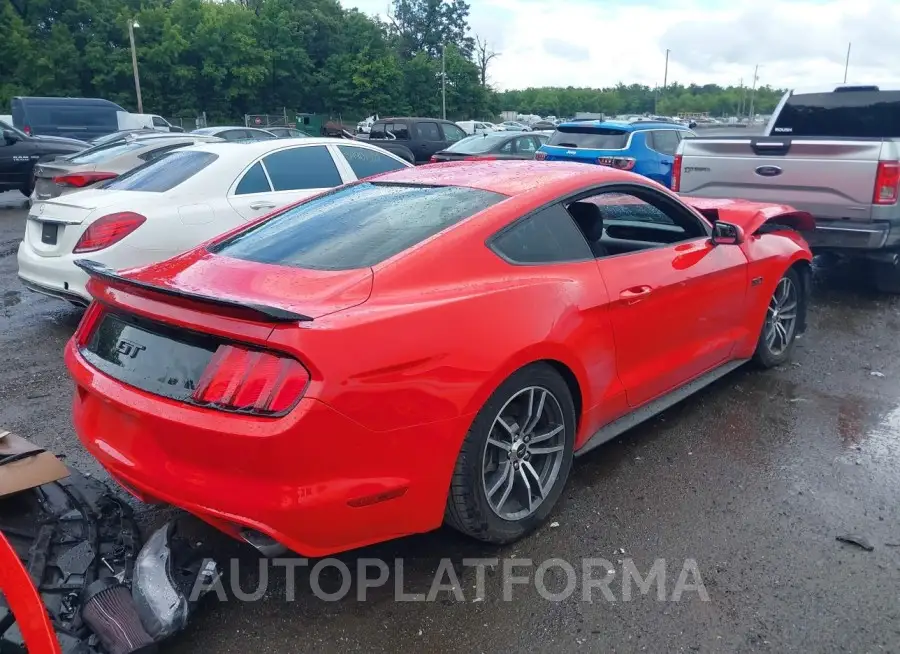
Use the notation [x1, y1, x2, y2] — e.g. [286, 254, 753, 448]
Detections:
[675, 85, 900, 292]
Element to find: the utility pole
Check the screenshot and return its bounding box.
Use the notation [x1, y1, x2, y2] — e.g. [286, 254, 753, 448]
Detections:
[738, 77, 744, 117]
[441, 44, 447, 120]
[748, 64, 759, 123]
[655, 49, 670, 115]
[127, 19, 143, 113]
[843, 42, 851, 83]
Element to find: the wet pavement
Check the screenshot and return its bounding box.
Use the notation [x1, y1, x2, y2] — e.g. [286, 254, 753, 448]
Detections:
[2, 203, 899, 653]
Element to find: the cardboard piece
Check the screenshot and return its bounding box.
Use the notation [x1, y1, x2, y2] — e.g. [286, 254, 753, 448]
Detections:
[0, 431, 69, 498]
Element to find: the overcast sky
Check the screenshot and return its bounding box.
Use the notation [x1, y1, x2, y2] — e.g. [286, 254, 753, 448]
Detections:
[340, 0, 900, 90]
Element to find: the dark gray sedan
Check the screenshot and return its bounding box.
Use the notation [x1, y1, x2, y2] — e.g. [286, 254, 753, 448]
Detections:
[429, 132, 550, 163]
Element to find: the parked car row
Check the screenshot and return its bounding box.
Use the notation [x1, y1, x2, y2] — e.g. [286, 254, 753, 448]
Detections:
[17, 137, 413, 306]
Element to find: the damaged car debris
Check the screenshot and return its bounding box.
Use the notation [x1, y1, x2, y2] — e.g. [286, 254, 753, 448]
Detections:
[0, 460, 220, 653]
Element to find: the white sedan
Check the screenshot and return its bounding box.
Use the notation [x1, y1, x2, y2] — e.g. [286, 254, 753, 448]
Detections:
[17, 138, 412, 305]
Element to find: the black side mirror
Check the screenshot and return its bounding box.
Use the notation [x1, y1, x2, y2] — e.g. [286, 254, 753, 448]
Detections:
[711, 221, 745, 245]
[2, 129, 20, 145]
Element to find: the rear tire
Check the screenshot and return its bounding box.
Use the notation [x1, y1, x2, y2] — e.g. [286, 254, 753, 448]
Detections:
[872, 260, 900, 294]
[753, 268, 802, 368]
[444, 363, 576, 545]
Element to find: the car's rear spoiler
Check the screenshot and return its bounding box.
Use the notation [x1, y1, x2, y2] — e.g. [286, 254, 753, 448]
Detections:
[74, 259, 313, 323]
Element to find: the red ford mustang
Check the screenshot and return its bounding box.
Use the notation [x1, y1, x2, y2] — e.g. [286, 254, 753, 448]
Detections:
[65, 161, 814, 557]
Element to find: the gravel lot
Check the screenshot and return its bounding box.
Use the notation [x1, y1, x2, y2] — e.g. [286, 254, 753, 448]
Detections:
[2, 188, 899, 653]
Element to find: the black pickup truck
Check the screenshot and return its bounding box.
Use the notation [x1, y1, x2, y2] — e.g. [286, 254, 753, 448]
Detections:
[0, 120, 88, 196]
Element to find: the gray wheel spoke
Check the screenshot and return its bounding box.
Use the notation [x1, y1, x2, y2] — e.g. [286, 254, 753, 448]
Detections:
[522, 461, 545, 498]
[487, 437, 510, 451]
[529, 444, 564, 455]
[523, 389, 546, 435]
[765, 322, 777, 347]
[519, 467, 533, 513]
[529, 425, 563, 444]
[780, 300, 797, 312]
[488, 461, 512, 497]
[495, 465, 516, 511]
[496, 417, 517, 436]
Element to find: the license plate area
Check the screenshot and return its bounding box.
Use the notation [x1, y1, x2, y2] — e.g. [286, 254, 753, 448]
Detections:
[40, 222, 58, 245]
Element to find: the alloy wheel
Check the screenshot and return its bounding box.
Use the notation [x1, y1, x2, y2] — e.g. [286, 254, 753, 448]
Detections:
[481, 386, 567, 521]
[764, 276, 798, 355]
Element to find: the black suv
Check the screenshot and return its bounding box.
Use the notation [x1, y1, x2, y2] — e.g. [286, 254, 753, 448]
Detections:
[368, 117, 467, 164]
[0, 120, 88, 196]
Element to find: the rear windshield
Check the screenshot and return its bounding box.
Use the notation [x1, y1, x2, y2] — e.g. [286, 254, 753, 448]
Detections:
[771, 90, 900, 137]
[212, 182, 507, 270]
[103, 150, 217, 192]
[67, 140, 147, 164]
[548, 126, 629, 149]
[446, 134, 509, 154]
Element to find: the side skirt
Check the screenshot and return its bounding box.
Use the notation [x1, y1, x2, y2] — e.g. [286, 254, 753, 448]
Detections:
[575, 359, 749, 458]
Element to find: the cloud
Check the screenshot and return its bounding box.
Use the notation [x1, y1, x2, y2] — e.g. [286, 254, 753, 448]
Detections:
[542, 39, 590, 63]
[341, 0, 900, 90]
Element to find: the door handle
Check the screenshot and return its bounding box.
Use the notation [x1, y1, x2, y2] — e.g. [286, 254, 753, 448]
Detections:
[249, 201, 276, 210]
[620, 285, 653, 304]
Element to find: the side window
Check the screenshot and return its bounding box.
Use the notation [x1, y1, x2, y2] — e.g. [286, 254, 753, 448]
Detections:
[576, 188, 707, 247]
[338, 145, 407, 178]
[648, 130, 679, 155]
[491, 204, 592, 265]
[152, 116, 167, 127]
[387, 123, 410, 140]
[370, 124, 386, 139]
[442, 124, 466, 142]
[235, 161, 272, 195]
[515, 136, 537, 154]
[499, 140, 514, 154]
[222, 130, 248, 141]
[418, 122, 442, 141]
[262, 146, 342, 190]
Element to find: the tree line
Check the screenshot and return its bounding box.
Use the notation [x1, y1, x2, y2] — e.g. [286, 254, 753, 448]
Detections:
[1, 0, 786, 125]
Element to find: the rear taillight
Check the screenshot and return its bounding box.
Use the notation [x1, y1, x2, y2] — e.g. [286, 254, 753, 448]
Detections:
[75, 302, 104, 346]
[873, 161, 900, 205]
[430, 155, 438, 163]
[671, 154, 683, 192]
[73, 212, 146, 253]
[596, 156, 636, 171]
[53, 172, 118, 188]
[535, 151, 547, 161]
[23, 125, 31, 135]
[192, 344, 309, 415]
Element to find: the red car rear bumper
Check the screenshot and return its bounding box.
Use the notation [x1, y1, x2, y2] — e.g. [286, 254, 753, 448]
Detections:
[65, 341, 470, 557]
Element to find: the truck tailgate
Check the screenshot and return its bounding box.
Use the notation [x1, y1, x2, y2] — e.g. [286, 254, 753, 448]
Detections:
[677, 138, 888, 222]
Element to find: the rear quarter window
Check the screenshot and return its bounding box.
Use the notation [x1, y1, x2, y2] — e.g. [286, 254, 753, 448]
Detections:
[212, 182, 506, 270]
[490, 204, 593, 264]
[103, 151, 218, 192]
[548, 126, 629, 149]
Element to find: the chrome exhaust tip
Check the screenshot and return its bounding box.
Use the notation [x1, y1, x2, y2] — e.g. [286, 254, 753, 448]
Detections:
[239, 529, 288, 557]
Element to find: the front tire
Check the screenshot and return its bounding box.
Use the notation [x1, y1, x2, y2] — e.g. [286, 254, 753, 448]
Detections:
[445, 363, 576, 545]
[753, 268, 802, 368]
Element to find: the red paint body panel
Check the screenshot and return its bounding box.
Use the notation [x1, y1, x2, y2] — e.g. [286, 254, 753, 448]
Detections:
[65, 161, 813, 556]
[0, 533, 63, 654]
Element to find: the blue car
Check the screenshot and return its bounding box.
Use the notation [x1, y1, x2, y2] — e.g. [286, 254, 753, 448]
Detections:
[536, 120, 695, 187]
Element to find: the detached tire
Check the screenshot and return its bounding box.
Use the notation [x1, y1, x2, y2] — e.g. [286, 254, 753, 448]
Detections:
[753, 267, 803, 368]
[445, 363, 576, 544]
